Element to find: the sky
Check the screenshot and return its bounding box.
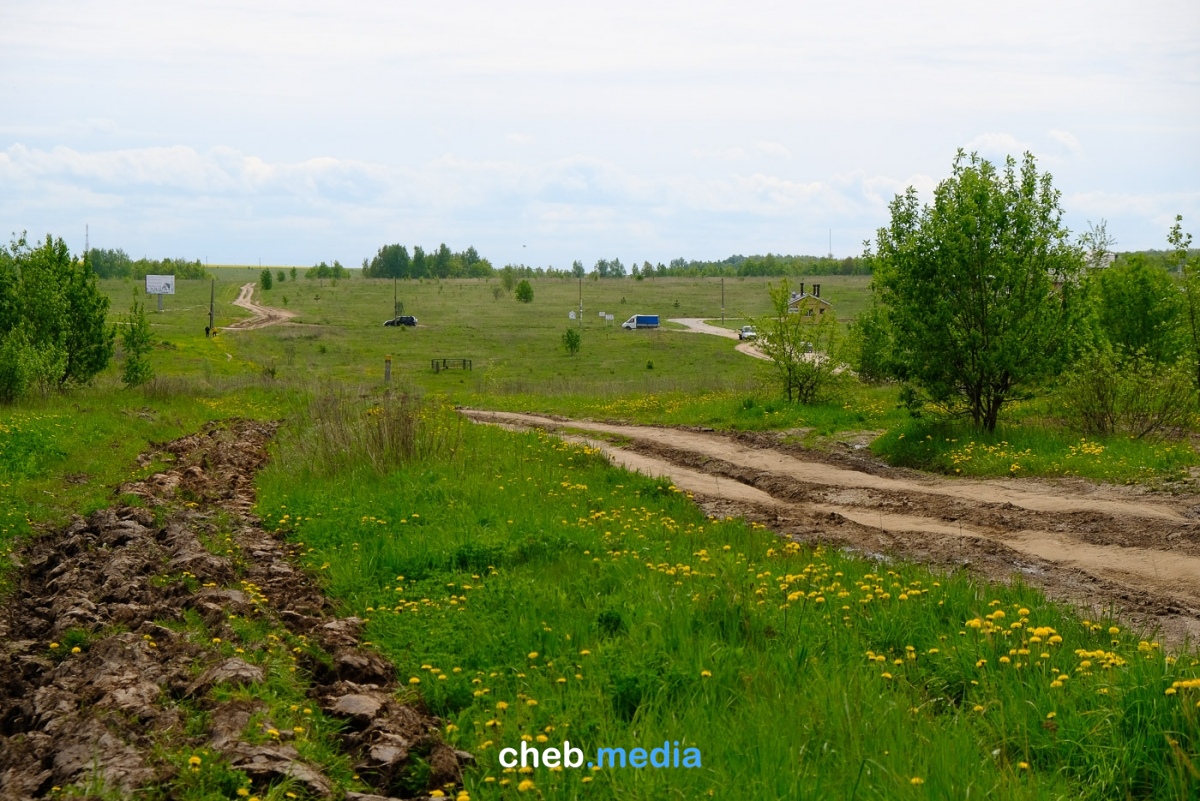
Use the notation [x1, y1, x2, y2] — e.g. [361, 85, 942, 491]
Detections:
[1, 0, 1198, 268]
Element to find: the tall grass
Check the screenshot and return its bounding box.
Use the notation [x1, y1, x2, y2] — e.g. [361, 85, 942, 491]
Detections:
[278, 391, 463, 476]
[258, 401, 1200, 800]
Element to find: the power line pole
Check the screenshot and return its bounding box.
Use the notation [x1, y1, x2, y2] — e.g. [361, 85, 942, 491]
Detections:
[721, 277, 725, 324]
[208, 278, 215, 336]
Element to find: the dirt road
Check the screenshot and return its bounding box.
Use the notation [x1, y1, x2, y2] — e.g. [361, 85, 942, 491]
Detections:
[225, 283, 297, 330]
[670, 317, 770, 360]
[465, 409, 1200, 642]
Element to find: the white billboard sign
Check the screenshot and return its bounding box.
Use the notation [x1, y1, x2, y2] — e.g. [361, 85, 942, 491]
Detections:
[145, 275, 176, 295]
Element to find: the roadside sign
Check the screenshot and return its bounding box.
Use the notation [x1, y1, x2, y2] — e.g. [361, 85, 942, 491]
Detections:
[145, 275, 175, 295]
[569, 311, 576, 320]
[606, 314, 614, 321]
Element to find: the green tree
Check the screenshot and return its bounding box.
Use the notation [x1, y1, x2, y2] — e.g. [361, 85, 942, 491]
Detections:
[260, 269, 273, 290]
[276, 269, 286, 284]
[121, 300, 154, 387]
[515, 279, 534, 303]
[0, 234, 114, 400]
[562, 327, 581, 355]
[756, 279, 842, 403]
[1168, 216, 1200, 387]
[866, 151, 1084, 431]
[571, 260, 586, 278]
[1089, 254, 1183, 363]
[290, 266, 297, 281]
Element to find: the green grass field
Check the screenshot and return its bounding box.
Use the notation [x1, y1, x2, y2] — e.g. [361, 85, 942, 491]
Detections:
[0, 269, 1192, 799]
[255, 398, 1200, 800]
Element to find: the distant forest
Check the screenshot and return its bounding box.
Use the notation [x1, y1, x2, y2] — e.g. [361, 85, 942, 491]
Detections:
[85, 242, 1194, 283]
[87, 248, 208, 280]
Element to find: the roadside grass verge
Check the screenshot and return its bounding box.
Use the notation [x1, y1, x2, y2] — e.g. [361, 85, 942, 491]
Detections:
[873, 418, 1200, 485]
[257, 399, 1200, 800]
[475, 383, 907, 435]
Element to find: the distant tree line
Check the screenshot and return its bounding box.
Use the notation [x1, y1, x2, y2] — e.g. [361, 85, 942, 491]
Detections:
[87, 248, 209, 280]
[362, 244, 493, 279]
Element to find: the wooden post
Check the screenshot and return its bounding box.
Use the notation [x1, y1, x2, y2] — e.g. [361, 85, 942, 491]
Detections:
[384, 355, 392, 383]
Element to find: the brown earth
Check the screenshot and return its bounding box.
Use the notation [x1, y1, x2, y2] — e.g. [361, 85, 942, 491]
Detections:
[225, 283, 298, 330]
[0, 420, 462, 800]
[464, 409, 1200, 644]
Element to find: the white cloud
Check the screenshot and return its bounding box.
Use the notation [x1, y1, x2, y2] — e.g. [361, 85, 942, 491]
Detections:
[1047, 129, 1083, 157]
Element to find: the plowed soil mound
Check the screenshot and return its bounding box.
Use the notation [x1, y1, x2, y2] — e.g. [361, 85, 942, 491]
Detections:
[465, 410, 1200, 643]
[0, 420, 462, 800]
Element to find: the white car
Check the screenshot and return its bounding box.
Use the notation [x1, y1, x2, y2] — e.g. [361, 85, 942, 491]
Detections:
[738, 325, 757, 341]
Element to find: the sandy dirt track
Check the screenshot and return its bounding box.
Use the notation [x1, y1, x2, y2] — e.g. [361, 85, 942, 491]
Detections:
[670, 317, 770, 360]
[225, 283, 297, 330]
[465, 409, 1200, 642]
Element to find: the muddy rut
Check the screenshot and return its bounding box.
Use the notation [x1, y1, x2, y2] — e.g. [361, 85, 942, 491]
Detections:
[0, 421, 462, 800]
[465, 410, 1200, 643]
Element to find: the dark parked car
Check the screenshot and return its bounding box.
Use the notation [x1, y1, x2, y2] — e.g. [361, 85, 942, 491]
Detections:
[383, 315, 418, 327]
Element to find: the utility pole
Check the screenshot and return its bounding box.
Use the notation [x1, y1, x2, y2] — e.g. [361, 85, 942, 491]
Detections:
[721, 277, 725, 324]
[208, 278, 215, 336]
[394, 276, 398, 318]
[578, 274, 583, 329]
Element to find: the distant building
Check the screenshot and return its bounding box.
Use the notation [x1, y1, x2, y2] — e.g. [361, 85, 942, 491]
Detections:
[787, 282, 833, 316]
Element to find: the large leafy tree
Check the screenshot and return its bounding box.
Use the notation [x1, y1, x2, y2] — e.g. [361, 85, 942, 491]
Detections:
[1089, 254, 1184, 364]
[867, 151, 1084, 431]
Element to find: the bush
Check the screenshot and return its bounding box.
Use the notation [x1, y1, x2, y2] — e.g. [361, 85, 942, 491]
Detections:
[562, 328, 581, 355]
[515, 279, 534, 303]
[260, 269, 273, 291]
[121, 301, 154, 388]
[1061, 348, 1196, 439]
[0, 234, 114, 402]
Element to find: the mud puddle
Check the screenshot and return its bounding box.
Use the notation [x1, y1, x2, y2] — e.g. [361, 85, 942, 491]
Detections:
[0, 420, 462, 799]
[467, 409, 1200, 643]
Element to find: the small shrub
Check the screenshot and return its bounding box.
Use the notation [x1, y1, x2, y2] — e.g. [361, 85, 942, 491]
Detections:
[562, 328, 582, 356]
[260, 269, 273, 290]
[515, 279, 534, 303]
[121, 300, 155, 388]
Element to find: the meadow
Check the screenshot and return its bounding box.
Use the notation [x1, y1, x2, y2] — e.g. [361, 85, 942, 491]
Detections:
[0, 269, 1194, 799]
[255, 398, 1200, 800]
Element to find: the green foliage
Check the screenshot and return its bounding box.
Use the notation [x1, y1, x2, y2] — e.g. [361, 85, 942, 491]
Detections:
[305, 261, 347, 282]
[121, 301, 155, 388]
[500, 266, 516, 292]
[0, 234, 115, 402]
[276, 269, 286, 284]
[755, 279, 842, 403]
[845, 297, 893, 383]
[1061, 347, 1196, 439]
[364, 243, 492, 279]
[867, 151, 1085, 431]
[561, 327, 581, 355]
[87, 249, 208, 280]
[1088, 254, 1184, 363]
[1169, 216, 1200, 388]
[259, 269, 273, 291]
[514, 279, 534, 303]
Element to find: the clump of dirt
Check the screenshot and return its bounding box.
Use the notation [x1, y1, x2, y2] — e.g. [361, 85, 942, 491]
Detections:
[0, 419, 462, 800]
